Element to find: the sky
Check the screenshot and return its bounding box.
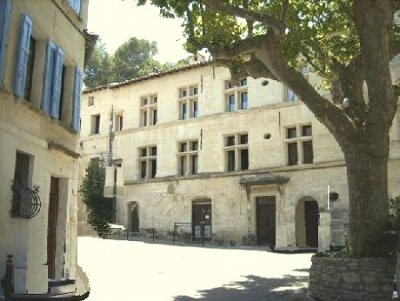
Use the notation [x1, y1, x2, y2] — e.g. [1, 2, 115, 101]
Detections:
[87, 1, 190, 63]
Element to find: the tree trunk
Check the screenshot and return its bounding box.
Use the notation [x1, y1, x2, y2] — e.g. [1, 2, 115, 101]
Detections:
[344, 133, 390, 258]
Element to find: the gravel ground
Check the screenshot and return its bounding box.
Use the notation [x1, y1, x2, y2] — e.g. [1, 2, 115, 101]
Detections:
[78, 237, 313, 301]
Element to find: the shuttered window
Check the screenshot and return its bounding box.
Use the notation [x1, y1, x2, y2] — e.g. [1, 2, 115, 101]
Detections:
[14, 14, 32, 97]
[0, 0, 11, 82]
[67, 0, 81, 15]
[41, 41, 65, 120]
[71, 67, 82, 131]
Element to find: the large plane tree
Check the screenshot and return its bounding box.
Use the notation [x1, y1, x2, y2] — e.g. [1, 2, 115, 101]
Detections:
[138, 0, 400, 258]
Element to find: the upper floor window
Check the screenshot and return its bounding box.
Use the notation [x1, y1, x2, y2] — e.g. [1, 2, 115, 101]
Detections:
[224, 133, 249, 172]
[285, 124, 313, 166]
[0, 0, 11, 82]
[224, 79, 248, 112]
[90, 114, 100, 135]
[178, 85, 199, 120]
[88, 96, 94, 106]
[115, 112, 123, 131]
[138, 146, 157, 179]
[140, 94, 157, 127]
[177, 140, 199, 176]
[67, 0, 81, 15]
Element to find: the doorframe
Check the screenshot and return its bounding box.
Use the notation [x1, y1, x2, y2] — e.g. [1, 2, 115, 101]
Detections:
[191, 198, 212, 241]
[251, 190, 280, 246]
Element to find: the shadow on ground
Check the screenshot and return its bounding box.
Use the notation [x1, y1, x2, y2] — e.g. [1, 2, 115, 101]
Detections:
[173, 274, 312, 301]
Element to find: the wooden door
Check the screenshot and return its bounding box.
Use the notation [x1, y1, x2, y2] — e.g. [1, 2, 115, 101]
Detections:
[130, 203, 139, 232]
[256, 196, 276, 246]
[192, 201, 212, 240]
[305, 200, 319, 248]
[47, 177, 59, 279]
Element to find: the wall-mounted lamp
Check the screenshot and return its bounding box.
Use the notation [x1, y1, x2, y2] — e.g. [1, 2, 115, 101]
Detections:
[264, 133, 271, 139]
[261, 80, 269, 86]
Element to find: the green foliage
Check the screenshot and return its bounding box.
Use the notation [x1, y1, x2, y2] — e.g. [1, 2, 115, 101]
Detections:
[112, 37, 159, 81]
[84, 39, 113, 89]
[79, 160, 113, 238]
[84, 36, 192, 88]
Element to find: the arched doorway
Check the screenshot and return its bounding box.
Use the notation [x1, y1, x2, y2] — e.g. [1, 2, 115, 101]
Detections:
[295, 198, 319, 248]
[129, 202, 139, 232]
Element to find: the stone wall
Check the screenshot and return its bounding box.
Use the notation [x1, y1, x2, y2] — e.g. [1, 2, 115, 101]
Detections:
[309, 256, 395, 301]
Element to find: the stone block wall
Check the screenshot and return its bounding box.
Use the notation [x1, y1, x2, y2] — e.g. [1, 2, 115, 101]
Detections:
[310, 256, 395, 301]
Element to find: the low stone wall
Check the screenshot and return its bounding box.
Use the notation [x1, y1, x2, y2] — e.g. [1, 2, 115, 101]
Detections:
[309, 256, 395, 301]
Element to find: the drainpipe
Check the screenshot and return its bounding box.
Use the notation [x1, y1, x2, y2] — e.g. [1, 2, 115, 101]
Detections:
[108, 105, 116, 223]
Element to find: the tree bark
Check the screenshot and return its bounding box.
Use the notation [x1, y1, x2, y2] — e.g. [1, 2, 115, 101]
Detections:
[344, 132, 390, 257]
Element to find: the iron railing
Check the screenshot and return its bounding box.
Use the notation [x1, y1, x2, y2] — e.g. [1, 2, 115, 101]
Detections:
[10, 184, 41, 219]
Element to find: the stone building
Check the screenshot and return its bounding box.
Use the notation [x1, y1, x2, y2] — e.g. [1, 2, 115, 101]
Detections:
[79, 60, 400, 251]
[0, 0, 91, 299]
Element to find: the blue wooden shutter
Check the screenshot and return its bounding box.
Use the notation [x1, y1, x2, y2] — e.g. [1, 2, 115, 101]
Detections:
[14, 14, 32, 97]
[73, 0, 81, 14]
[0, 0, 11, 81]
[41, 41, 56, 114]
[71, 67, 82, 131]
[50, 47, 64, 119]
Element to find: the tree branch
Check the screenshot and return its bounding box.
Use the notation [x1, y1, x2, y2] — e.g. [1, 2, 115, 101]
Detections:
[253, 35, 356, 146]
[201, 0, 284, 35]
[210, 34, 267, 60]
[280, 0, 289, 26]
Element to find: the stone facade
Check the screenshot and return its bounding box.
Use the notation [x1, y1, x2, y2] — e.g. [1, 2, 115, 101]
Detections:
[79, 61, 400, 251]
[310, 256, 396, 301]
[0, 0, 90, 298]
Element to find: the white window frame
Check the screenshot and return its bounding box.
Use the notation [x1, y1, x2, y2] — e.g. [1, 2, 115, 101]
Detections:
[178, 84, 199, 120]
[224, 132, 249, 172]
[224, 79, 248, 112]
[140, 94, 157, 127]
[284, 124, 313, 166]
[138, 145, 157, 179]
[177, 140, 199, 176]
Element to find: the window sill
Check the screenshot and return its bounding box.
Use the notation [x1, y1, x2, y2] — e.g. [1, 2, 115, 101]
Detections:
[13, 96, 78, 135]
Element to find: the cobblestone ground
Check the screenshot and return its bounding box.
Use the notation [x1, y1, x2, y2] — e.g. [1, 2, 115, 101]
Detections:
[78, 237, 313, 301]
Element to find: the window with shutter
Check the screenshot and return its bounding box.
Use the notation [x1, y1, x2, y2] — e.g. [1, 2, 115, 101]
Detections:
[0, 0, 11, 82]
[14, 14, 32, 98]
[50, 48, 64, 119]
[71, 67, 82, 131]
[41, 41, 56, 114]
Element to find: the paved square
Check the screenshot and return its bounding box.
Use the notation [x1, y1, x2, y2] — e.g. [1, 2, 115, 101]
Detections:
[78, 237, 312, 301]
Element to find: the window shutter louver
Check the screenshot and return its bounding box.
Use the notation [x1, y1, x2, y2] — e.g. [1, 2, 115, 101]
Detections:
[0, 0, 11, 81]
[50, 47, 64, 119]
[14, 14, 32, 97]
[72, 67, 82, 131]
[41, 41, 56, 115]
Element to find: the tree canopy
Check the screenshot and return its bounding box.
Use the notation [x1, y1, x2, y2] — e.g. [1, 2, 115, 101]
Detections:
[136, 0, 400, 258]
[79, 160, 113, 238]
[84, 37, 191, 88]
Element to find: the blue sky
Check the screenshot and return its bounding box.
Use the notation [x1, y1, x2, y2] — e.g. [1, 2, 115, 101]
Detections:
[87, 1, 190, 63]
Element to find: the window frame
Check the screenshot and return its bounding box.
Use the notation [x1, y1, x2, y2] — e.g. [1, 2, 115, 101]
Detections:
[284, 124, 313, 166]
[224, 132, 249, 172]
[138, 145, 157, 179]
[224, 78, 248, 112]
[177, 139, 199, 176]
[140, 94, 158, 127]
[178, 84, 199, 120]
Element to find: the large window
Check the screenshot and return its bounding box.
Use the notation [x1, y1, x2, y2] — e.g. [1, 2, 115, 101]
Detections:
[177, 140, 199, 176]
[67, 0, 81, 15]
[224, 79, 248, 112]
[140, 94, 157, 127]
[285, 125, 313, 166]
[224, 133, 249, 172]
[178, 85, 199, 120]
[138, 146, 157, 179]
[24, 36, 36, 102]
